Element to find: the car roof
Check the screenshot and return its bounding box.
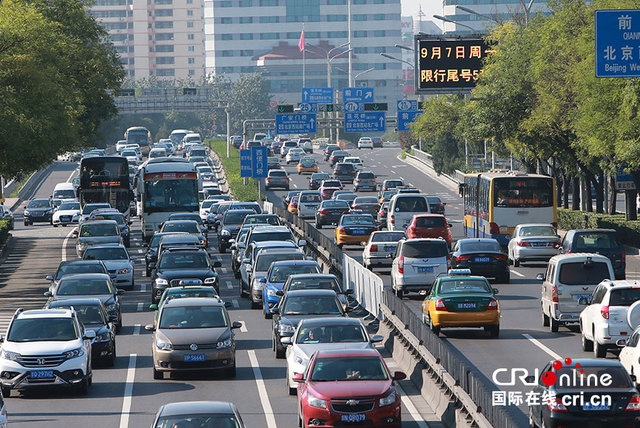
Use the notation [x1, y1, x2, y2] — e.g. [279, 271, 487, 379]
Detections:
[59, 273, 111, 281]
[251, 226, 291, 233]
[457, 238, 500, 243]
[84, 243, 127, 250]
[438, 275, 488, 282]
[18, 308, 75, 319]
[549, 253, 612, 262]
[299, 317, 362, 327]
[158, 401, 236, 417]
[257, 248, 303, 256]
[600, 280, 640, 289]
[164, 220, 198, 225]
[164, 246, 207, 253]
[48, 298, 104, 307]
[163, 297, 225, 308]
[61, 259, 105, 266]
[569, 229, 618, 234]
[288, 273, 336, 280]
[81, 219, 118, 226]
[315, 348, 380, 358]
[253, 240, 297, 249]
[270, 260, 318, 267]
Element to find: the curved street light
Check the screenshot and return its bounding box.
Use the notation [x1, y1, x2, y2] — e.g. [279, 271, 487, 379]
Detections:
[433, 14, 477, 32]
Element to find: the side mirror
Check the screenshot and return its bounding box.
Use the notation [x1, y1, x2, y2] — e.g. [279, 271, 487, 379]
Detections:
[44, 291, 52, 297]
[225, 301, 233, 308]
[128, 221, 133, 225]
[259, 277, 267, 283]
[229, 239, 236, 244]
[298, 239, 307, 247]
[231, 321, 243, 329]
[493, 288, 499, 295]
[213, 260, 222, 268]
[578, 297, 590, 305]
[281, 336, 292, 345]
[149, 304, 158, 310]
[116, 289, 125, 295]
[45, 275, 54, 281]
[448, 223, 453, 227]
[393, 371, 407, 381]
[271, 307, 279, 314]
[617, 338, 629, 347]
[536, 273, 545, 281]
[370, 334, 384, 343]
[276, 290, 284, 296]
[293, 373, 305, 383]
[144, 324, 155, 331]
[84, 330, 96, 340]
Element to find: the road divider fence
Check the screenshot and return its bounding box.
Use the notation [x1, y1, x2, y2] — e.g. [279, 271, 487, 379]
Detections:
[343, 254, 383, 320]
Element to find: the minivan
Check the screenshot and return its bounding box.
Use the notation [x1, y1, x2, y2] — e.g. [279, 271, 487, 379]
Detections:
[560, 229, 625, 279]
[387, 194, 431, 231]
[52, 182, 77, 201]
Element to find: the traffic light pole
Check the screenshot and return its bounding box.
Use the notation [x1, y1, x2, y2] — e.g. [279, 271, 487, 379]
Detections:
[226, 108, 231, 158]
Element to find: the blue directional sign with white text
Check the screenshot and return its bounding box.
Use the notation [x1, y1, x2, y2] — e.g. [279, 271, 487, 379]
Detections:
[344, 112, 386, 133]
[343, 88, 374, 103]
[251, 146, 268, 178]
[398, 111, 422, 132]
[343, 101, 363, 112]
[297, 102, 317, 112]
[397, 99, 419, 112]
[240, 149, 252, 178]
[301, 88, 333, 103]
[275, 113, 317, 134]
[595, 10, 640, 77]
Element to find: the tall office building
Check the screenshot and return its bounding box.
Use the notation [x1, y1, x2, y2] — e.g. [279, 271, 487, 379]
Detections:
[203, 0, 403, 105]
[90, 0, 205, 81]
[441, 0, 548, 33]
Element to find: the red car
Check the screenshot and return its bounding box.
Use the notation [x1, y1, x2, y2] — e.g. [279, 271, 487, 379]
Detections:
[406, 214, 452, 247]
[320, 186, 342, 200]
[294, 349, 405, 428]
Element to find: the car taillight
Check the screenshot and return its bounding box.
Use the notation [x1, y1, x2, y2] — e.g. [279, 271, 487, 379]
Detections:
[551, 285, 558, 303]
[370, 245, 378, 252]
[339, 227, 346, 234]
[456, 255, 471, 261]
[319, 210, 328, 214]
[517, 241, 532, 247]
[548, 397, 567, 412]
[493, 254, 507, 261]
[407, 226, 414, 237]
[201, 239, 207, 245]
[398, 255, 404, 273]
[626, 395, 640, 411]
[390, 214, 395, 224]
[435, 299, 446, 311]
[352, 205, 361, 209]
[284, 177, 289, 181]
[438, 204, 444, 210]
[622, 249, 626, 263]
[372, 227, 378, 232]
[487, 298, 498, 310]
[489, 222, 500, 235]
[601, 305, 609, 319]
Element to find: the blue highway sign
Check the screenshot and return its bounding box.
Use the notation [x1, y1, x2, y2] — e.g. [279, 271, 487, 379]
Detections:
[595, 10, 640, 77]
[397, 99, 419, 112]
[397, 111, 422, 132]
[301, 88, 333, 103]
[344, 112, 386, 133]
[251, 146, 268, 178]
[343, 101, 363, 112]
[343, 88, 374, 103]
[297, 102, 317, 112]
[275, 113, 317, 134]
[240, 149, 252, 178]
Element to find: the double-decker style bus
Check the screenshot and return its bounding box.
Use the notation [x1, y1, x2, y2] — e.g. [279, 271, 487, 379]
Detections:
[460, 171, 556, 246]
[79, 156, 132, 216]
[124, 126, 152, 155]
[138, 159, 200, 241]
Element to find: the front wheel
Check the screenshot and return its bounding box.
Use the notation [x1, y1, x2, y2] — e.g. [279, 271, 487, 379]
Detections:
[550, 317, 559, 333]
[394, 287, 403, 299]
[1, 385, 10, 398]
[581, 332, 593, 351]
[153, 367, 163, 380]
[594, 340, 607, 358]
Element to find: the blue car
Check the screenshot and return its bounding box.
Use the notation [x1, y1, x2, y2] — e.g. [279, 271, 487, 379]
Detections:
[261, 260, 321, 318]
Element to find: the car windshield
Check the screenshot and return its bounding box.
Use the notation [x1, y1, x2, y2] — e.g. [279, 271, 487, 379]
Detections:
[268, 264, 319, 282]
[310, 356, 388, 381]
[163, 222, 199, 234]
[155, 415, 241, 428]
[558, 262, 611, 285]
[53, 305, 104, 325]
[28, 200, 51, 208]
[300, 158, 315, 166]
[438, 279, 492, 294]
[57, 278, 112, 295]
[80, 223, 119, 237]
[54, 189, 76, 199]
[245, 215, 280, 225]
[383, 190, 398, 199]
[342, 216, 374, 226]
[252, 231, 295, 244]
[355, 197, 378, 204]
[395, 197, 428, 212]
[335, 194, 357, 201]
[83, 247, 128, 261]
[573, 233, 620, 250]
[415, 217, 446, 228]
[287, 277, 341, 293]
[403, 241, 449, 258]
[371, 232, 405, 242]
[201, 200, 216, 209]
[300, 194, 321, 203]
[256, 253, 304, 271]
[159, 252, 209, 269]
[385, 180, 403, 188]
[59, 202, 80, 211]
[520, 226, 556, 237]
[95, 214, 125, 225]
[198, 167, 213, 174]
[159, 306, 227, 329]
[8, 318, 78, 342]
[224, 211, 251, 225]
[321, 201, 349, 209]
[55, 263, 105, 280]
[296, 324, 366, 344]
[459, 241, 502, 253]
[553, 366, 631, 390]
[281, 295, 342, 315]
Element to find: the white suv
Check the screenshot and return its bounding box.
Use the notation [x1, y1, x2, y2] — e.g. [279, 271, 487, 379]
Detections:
[391, 238, 450, 298]
[358, 137, 373, 149]
[0, 308, 95, 396]
[579, 280, 640, 357]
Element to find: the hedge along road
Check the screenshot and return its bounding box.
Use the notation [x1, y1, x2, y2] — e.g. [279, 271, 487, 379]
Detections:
[260, 145, 639, 425]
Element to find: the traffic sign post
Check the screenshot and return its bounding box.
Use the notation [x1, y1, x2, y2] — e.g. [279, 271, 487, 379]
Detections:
[344, 112, 386, 133]
[275, 113, 317, 134]
[240, 149, 252, 178]
[397, 100, 421, 132]
[251, 146, 268, 178]
[596, 10, 640, 77]
[301, 88, 333, 103]
[342, 88, 374, 103]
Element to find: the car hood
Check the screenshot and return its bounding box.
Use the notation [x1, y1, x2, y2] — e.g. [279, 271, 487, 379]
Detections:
[55, 209, 80, 216]
[296, 342, 371, 359]
[53, 294, 115, 304]
[156, 269, 215, 281]
[102, 260, 133, 270]
[26, 208, 51, 213]
[3, 340, 81, 355]
[78, 236, 121, 245]
[310, 379, 392, 398]
[280, 314, 342, 327]
[157, 327, 229, 345]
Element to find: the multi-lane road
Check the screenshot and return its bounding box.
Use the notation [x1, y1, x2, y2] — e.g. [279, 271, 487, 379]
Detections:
[0, 159, 435, 427]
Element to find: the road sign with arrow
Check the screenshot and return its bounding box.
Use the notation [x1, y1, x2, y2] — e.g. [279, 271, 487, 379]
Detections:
[344, 112, 386, 133]
[277, 105, 294, 113]
[275, 113, 317, 134]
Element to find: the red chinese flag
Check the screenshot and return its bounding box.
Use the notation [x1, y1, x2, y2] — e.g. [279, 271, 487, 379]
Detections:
[298, 30, 305, 52]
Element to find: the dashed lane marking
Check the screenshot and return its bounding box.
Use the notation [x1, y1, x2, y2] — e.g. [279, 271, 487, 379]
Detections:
[232, 299, 239, 309]
[511, 270, 525, 278]
[137, 302, 143, 312]
[226, 280, 233, 289]
[240, 321, 248, 333]
[133, 324, 141, 336]
[247, 350, 278, 428]
[118, 354, 137, 428]
[522, 333, 562, 360]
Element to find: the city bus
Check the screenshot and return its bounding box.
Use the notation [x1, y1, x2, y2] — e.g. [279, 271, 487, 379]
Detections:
[79, 156, 132, 216]
[138, 158, 200, 241]
[124, 126, 152, 155]
[460, 171, 556, 246]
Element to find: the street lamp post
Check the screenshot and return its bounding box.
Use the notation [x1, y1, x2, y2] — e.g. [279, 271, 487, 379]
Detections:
[433, 14, 477, 33]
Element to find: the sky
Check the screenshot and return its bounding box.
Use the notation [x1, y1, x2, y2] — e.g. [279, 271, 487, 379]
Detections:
[402, 0, 441, 21]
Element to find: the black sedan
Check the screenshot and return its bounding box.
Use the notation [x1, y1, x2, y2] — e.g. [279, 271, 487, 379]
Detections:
[315, 200, 350, 229]
[144, 232, 188, 276]
[271, 289, 347, 358]
[23, 198, 54, 226]
[309, 173, 330, 190]
[450, 238, 510, 283]
[217, 209, 255, 253]
[151, 401, 246, 428]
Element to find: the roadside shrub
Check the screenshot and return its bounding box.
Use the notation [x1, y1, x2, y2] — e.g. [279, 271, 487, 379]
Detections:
[558, 208, 640, 246]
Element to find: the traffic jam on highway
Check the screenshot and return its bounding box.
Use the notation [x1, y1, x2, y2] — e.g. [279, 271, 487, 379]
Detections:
[2, 127, 640, 428]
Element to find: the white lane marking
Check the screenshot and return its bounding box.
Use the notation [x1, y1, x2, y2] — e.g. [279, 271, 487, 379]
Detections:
[66, 169, 76, 183]
[522, 334, 562, 360]
[511, 270, 525, 278]
[118, 353, 137, 428]
[247, 350, 278, 428]
[219, 267, 228, 274]
[292, 183, 298, 188]
[240, 321, 248, 333]
[397, 384, 429, 428]
[61, 228, 75, 262]
[232, 299, 239, 309]
[140, 283, 147, 293]
[137, 302, 143, 312]
[226, 280, 233, 289]
[133, 324, 141, 336]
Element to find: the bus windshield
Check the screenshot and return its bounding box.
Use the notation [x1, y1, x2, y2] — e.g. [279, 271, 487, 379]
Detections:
[494, 178, 553, 208]
[126, 129, 150, 146]
[144, 179, 199, 213]
[79, 157, 131, 213]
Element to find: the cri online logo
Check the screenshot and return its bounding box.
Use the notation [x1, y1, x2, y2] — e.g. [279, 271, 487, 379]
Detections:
[493, 357, 598, 387]
[540, 358, 582, 386]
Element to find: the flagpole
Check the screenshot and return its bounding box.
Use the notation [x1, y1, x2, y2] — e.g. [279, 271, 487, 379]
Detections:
[302, 24, 306, 88]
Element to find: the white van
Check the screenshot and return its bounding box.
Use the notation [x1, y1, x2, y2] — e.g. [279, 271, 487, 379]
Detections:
[149, 148, 167, 159]
[386, 194, 431, 231]
[52, 182, 77, 201]
[183, 133, 202, 145]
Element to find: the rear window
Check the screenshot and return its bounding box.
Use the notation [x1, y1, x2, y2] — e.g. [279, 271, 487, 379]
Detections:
[355, 197, 378, 204]
[554, 365, 632, 390]
[336, 164, 355, 171]
[358, 172, 375, 179]
[394, 197, 428, 212]
[415, 217, 445, 228]
[224, 211, 251, 224]
[321, 201, 349, 209]
[459, 241, 502, 253]
[558, 262, 611, 285]
[270, 170, 287, 177]
[573, 232, 621, 250]
[609, 288, 640, 306]
[371, 232, 405, 242]
[300, 194, 321, 203]
[401, 241, 448, 258]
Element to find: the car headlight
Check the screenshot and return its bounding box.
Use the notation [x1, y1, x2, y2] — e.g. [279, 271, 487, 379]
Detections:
[155, 278, 168, 286]
[1, 350, 20, 361]
[78, 242, 88, 249]
[278, 324, 295, 335]
[95, 333, 110, 343]
[204, 276, 217, 284]
[118, 268, 131, 274]
[379, 389, 397, 407]
[216, 337, 232, 349]
[267, 288, 278, 297]
[64, 347, 85, 359]
[307, 391, 327, 409]
[221, 229, 231, 236]
[23, 210, 30, 216]
[156, 341, 173, 351]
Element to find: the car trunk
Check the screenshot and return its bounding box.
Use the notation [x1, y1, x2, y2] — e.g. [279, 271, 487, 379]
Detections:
[441, 295, 493, 312]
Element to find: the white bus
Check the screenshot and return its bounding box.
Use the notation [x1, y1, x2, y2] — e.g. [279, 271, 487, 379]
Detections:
[138, 159, 200, 241]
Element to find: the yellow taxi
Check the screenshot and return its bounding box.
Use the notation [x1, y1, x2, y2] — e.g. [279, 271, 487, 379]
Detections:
[297, 157, 318, 174]
[288, 194, 299, 215]
[421, 270, 500, 337]
[334, 214, 377, 248]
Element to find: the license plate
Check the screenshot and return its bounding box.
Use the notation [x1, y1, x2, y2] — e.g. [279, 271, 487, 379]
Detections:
[475, 257, 490, 263]
[184, 354, 205, 362]
[30, 370, 54, 379]
[181, 280, 201, 285]
[458, 303, 477, 309]
[352, 230, 366, 235]
[576, 294, 590, 302]
[418, 267, 434, 273]
[532, 242, 546, 247]
[583, 402, 610, 411]
[340, 414, 366, 422]
[384, 245, 395, 252]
